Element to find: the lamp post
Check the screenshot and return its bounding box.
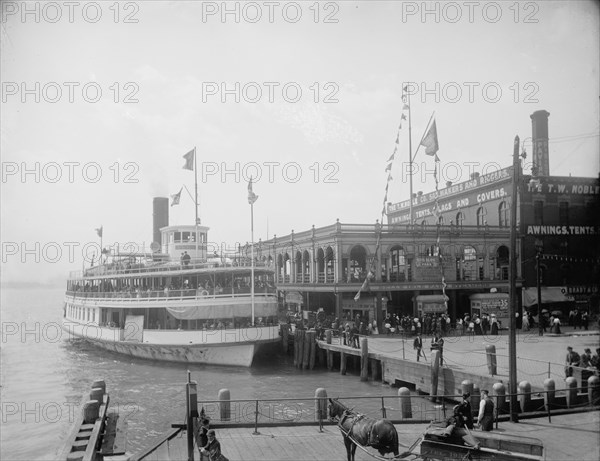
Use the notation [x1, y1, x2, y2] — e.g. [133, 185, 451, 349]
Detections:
[535, 238, 544, 336]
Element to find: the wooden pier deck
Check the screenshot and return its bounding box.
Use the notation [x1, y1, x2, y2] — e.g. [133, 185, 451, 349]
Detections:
[135, 412, 600, 461]
[315, 331, 600, 393]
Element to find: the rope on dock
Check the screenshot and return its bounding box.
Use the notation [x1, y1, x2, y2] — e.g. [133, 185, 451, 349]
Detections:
[335, 421, 422, 460]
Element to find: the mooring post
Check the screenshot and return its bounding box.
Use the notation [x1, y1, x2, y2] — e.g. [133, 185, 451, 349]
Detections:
[398, 387, 412, 419]
[315, 388, 327, 432]
[218, 389, 230, 421]
[518, 381, 531, 413]
[588, 375, 600, 406]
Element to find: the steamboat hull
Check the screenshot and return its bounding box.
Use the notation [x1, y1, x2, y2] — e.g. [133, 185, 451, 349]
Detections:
[62, 320, 279, 367]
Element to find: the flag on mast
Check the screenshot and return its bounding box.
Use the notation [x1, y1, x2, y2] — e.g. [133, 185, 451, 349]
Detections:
[171, 188, 182, 206]
[420, 119, 439, 158]
[248, 177, 258, 204]
[95, 226, 103, 238]
[182, 149, 194, 170]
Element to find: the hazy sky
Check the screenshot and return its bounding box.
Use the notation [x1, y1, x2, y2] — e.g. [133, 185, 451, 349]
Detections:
[1, 0, 599, 285]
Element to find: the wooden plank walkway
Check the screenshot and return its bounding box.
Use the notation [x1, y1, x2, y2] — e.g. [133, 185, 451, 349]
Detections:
[141, 412, 600, 461]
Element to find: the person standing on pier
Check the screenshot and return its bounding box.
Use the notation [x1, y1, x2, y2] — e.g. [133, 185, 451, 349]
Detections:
[431, 334, 444, 366]
[477, 390, 495, 431]
[458, 392, 474, 429]
[200, 429, 229, 461]
[413, 333, 424, 362]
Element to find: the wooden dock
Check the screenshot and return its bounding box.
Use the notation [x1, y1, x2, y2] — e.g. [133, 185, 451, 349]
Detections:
[134, 412, 600, 461]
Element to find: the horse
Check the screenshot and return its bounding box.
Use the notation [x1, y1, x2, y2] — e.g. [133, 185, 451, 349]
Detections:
[328, 398, 399, 461]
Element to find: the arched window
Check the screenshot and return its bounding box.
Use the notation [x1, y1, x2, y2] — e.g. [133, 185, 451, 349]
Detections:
[456, 212, 464, 228]
[438, 215, 444, 225]
[476, 207, 486, 228]
[498, 201, 509, 227]
[426, 245, 440, 257]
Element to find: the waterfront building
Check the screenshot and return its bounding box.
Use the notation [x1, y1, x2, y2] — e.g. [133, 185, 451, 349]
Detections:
[249, 110, 599, 328]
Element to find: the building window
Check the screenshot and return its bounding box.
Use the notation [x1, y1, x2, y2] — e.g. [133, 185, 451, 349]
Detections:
[426, 245, 440, 257]
[534, 201, 544, 225]
[456, 212, 464, 228]
[559, 202, 569, 226]
[498, 201, 509, 227]
[390, 247, 406, 282]
[463, 246, 477, 280]
[476, 207, 486, 227]
[438, 216, 444, 225]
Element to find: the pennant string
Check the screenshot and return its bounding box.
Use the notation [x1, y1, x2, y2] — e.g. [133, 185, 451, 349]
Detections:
[355, 90, 410, 301]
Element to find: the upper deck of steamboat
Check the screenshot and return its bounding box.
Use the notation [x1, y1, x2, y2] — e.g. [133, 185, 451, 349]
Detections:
[67, 255, 275, 282]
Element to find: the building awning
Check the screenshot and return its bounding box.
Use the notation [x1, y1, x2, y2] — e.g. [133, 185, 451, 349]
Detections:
[522, 287, 575, 307]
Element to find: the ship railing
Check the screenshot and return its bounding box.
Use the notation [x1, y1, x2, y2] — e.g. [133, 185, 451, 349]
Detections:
[65, 286, 277, 301]
[69, 259, 273, 279]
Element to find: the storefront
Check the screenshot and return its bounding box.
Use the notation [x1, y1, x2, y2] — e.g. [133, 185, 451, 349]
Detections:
[470, 293, 509, 326]
[415, 294, 448, 316]
[342, 296, 375, 323]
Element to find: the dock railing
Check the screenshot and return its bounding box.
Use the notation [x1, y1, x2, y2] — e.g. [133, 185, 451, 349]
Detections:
[131, 386, 599, 460]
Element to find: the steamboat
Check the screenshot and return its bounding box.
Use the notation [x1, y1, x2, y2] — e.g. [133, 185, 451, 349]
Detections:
[62, 197, 280, 367]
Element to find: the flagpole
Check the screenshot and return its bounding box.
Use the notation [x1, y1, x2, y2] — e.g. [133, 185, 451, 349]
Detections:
[194, 147, 199, 265]
[407, 90, 414, 226]
[251, 197, 255, 326]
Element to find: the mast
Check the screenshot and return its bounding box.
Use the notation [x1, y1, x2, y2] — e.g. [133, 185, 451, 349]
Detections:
[250, 195, 255, 325]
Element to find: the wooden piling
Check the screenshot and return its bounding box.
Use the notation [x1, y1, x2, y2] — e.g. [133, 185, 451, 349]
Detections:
[303, 331, 313, 369]
[370, 359, 380, 381]
[430, 350, 440, 402]
[282, 325, 289, 353]
[308, 331, 317, 369]
[340, 351, 347, 375]
[360, 338, 369, 381]
[293, 330, 299, 366]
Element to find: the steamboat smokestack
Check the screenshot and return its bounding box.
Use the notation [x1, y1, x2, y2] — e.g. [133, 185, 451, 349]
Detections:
[152, 197, 169, 251]
[530, 110, 550, 176]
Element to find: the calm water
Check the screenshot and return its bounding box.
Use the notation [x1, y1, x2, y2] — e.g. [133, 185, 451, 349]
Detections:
[1, 287, 406, 460]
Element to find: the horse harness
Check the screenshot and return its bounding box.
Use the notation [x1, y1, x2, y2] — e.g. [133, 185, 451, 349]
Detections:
[338, 410, 373, 446]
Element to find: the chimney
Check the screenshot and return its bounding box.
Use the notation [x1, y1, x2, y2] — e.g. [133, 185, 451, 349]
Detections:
[446, 181, 453, 187]
[530, 110, 550, 176]
[470, 172, 480, 179]
[152, 197, 169, 251]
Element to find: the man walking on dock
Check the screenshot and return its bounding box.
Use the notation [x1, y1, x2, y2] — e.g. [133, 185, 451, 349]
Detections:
[413, 333, 424, 361]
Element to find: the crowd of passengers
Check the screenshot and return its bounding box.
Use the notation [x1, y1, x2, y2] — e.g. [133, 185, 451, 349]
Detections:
[68, 279, 275, 297]
[98, 316, 275, 330]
